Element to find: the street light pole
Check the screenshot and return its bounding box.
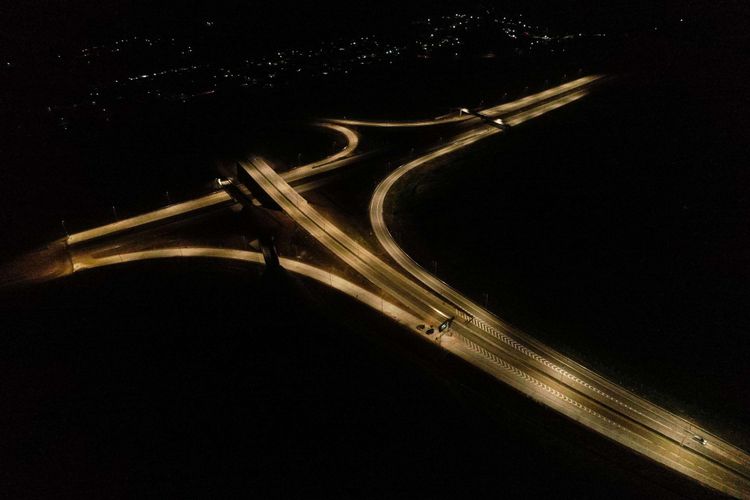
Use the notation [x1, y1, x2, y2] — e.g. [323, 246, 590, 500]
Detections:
[61, 219, 69, 237]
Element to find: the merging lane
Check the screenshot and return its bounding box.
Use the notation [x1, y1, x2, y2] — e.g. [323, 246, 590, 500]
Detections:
[368, 84, 750, 495]
[65, 77, 601, 248]
[241, 83, 750, 496]
[66, 123, 361, 246]
[328, 75, 603, 128]
[52, 74, 750, 496]
[71, 247, 425, 333]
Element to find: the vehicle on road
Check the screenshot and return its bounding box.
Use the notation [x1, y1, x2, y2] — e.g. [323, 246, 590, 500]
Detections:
[439, 317, 454, 332]
[492, 118, 510, 131]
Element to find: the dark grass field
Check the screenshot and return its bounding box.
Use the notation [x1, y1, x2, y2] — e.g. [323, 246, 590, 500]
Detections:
[0, 261, 719, 498]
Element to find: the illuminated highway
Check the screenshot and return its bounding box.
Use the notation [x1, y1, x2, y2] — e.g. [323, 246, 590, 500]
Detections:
[328, 75, 603, 128]
[64, 77, 599, 247]
[16, 75, 749, 497]
[66, 190, 234, 245]
[289, 122, 360, 171]
[369, 85, 750, 497]
[65, 122, 362, 246]
[237, 80, 750, 496]
[71, 247, 424, 331]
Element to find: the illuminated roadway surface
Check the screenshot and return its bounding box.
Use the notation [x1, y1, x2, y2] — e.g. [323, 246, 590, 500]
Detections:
[328, 74, 603, 128]
[240, 150, 750, 497]
[31, 75, 750, 497]
[368, 88, 750, 497]
[65, 76, 599, 246]
[71, 247, 423, 331]
[66, 122, 362, 246]
[236, 82, 750, 497]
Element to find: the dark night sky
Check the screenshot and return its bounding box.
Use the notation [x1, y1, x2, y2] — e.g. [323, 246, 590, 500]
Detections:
[1, 0, 747, 58]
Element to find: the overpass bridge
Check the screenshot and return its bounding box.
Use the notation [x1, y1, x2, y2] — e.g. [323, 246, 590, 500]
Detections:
[10, 74, 750, 498]
[459, 107, 511, 130]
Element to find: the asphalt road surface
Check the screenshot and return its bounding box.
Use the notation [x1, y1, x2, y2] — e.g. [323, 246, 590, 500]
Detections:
[368, 87, 750, 497]
[25, 74, 750, 497]
[239, 81, 750, 496]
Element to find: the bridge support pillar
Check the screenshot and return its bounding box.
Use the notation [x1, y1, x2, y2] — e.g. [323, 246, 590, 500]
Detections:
[259, 235, 280, 268]
[236, 162, 280, 210]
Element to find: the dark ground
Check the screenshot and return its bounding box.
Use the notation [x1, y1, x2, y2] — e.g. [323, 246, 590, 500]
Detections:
[0, 261, 721, 498]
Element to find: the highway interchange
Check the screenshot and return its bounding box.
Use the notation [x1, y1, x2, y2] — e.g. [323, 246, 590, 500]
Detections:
[7, 75, 750, 497]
